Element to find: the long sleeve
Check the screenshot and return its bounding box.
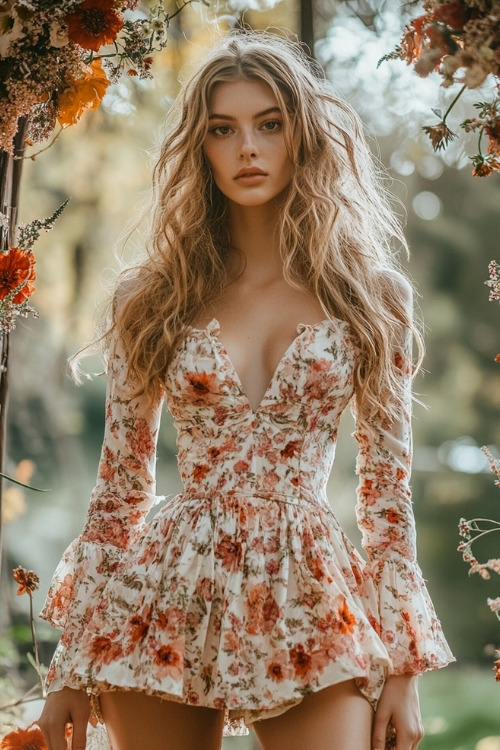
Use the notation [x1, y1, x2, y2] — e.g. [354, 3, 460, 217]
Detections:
[352, 325, 454, 674]
[40, 332, 164, 636]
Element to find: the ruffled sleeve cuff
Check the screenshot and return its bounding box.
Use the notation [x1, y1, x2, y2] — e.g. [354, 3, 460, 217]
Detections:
[364, 555, 455, 674]
[40, 489, 164, 631]
[40, 537, 123, 631]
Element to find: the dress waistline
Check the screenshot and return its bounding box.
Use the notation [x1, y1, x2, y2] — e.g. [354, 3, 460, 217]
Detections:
[169, 486, 332, 514]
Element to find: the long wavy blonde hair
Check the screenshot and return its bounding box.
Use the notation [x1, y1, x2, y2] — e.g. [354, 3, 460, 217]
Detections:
[97, 31, 423, 418]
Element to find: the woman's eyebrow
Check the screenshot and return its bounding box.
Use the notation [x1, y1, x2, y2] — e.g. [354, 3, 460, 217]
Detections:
[208, 106, 282, 121]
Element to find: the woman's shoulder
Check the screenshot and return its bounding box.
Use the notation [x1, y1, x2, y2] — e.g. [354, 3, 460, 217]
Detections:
[112, 268, 144, 317]
[375, 267, 414, 313]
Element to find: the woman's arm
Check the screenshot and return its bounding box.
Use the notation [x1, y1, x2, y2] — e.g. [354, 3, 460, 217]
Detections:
[352, 321, 452, 674]
[38, 331, 165, 748]
[352, 318, 453, 749]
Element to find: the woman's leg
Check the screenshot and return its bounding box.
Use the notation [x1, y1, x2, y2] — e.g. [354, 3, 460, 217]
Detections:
[253, 679, 373, 750]
[99, 691, 225, 750]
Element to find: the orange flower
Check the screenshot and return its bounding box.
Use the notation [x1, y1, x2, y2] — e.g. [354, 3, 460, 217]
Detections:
[154, 642, 184, 679]
[338, 597, 357, 634]
[265, 650, 293, 682]
[185, 371, 220, 403]
[65, 0, 123, 52]
[0, 723, 47, 749]
[57, 60, 110, 128]
[386, 508, 404, 524]
[192, 463, 210, 482]
[0, 248, 36, 304]
[12, 566, 40, 596]
[399, 14, 431, 65]
[290, 643, 312, 678]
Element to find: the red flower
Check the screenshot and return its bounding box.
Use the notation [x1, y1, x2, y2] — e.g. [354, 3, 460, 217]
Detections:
[215, 535, 242, 572]
[86, 635, 123, 664]
[65, 0, 124, 52]
[0, 248, 36, 304]
[0, 724, 47, 749]
[290, 643, 312, 678]
[280, 440, 301, 459]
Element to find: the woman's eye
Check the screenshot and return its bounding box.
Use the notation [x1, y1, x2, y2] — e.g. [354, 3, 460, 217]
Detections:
[211, 125, 232, 136]
[262, 120, 282, 132]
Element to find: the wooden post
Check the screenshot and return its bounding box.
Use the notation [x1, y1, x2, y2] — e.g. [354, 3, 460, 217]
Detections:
[0, 117, 28, 580]
[300, 0, 315, 58]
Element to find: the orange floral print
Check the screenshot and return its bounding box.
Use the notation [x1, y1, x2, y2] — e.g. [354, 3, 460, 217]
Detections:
[386, 508, 404, 524]
[41, 318, 453, 735]
[215, 536, 242, 572]
[154, 642, 184, 680]
[290, 644, 313, 679]
[338, 597, 357, 634]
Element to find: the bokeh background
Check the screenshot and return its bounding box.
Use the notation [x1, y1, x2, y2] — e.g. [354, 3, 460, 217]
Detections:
[1, 1, 500, 748]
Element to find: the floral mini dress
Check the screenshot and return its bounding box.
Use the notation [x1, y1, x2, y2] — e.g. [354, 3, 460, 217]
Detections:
[41, 317, 453, 735]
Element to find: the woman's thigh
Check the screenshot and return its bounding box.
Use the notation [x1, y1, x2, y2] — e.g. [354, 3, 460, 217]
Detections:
[99, 691, 225, 750]
[253, 679, 373, 750]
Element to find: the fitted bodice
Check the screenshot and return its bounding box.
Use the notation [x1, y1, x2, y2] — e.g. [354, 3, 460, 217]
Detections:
[165, 318, 357, 501]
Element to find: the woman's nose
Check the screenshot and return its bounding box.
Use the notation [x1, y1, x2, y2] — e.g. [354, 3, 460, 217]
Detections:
[238, 129, 258, 159]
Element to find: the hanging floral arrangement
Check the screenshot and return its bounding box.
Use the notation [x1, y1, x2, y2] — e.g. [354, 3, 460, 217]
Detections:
[380, 0, 500, 176]
[0, 0, 205, 155]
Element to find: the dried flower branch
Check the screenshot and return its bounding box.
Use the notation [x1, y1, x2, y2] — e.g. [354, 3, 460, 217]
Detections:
[458, 262, 500, 680]
[10, 566, 45, 695]
[380, 1, 500, 176]
[0, 0, 209, 156]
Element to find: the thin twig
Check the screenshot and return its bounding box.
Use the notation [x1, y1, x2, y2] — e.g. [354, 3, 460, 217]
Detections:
[442, 83, 467, 122]
[28, 592, 45, 694]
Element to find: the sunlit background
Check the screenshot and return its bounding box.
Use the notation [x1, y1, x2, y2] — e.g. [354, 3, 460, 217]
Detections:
[2, 1, 500, 748]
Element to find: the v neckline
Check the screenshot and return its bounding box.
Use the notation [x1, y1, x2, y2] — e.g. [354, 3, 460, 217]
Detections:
[191, 317, 346, 416]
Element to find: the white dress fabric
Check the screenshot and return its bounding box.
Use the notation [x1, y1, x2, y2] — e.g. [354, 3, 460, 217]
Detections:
[41, 317, 454, 734]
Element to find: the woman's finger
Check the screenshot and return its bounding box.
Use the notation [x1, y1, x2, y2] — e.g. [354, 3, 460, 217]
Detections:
[371, 710, 391, 750]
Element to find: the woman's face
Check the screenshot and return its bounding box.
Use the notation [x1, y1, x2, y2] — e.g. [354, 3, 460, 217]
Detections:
[203, 78, 294, 209]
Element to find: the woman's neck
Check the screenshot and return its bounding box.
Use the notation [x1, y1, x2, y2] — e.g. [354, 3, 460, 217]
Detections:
[227, 202, 283, 282]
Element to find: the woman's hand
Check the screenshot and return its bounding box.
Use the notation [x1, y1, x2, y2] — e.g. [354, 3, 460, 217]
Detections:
[38, 687, 90, 750]
[372, 674, 424, 750]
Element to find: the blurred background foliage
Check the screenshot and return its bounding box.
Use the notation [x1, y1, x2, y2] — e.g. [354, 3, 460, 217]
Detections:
[1, 0, 500, 747]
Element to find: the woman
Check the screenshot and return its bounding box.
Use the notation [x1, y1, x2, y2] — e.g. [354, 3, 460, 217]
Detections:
[38, 31, 453, 750]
